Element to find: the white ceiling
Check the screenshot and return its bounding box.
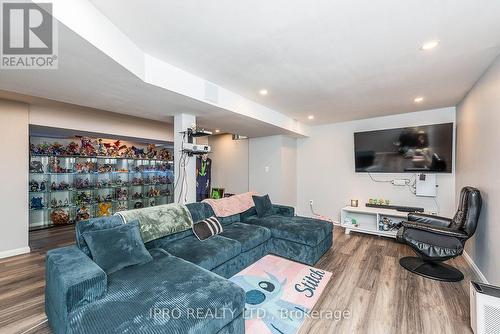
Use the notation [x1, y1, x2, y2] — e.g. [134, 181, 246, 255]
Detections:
[90, 0, 500, 124]
[0, 24, 296, 138]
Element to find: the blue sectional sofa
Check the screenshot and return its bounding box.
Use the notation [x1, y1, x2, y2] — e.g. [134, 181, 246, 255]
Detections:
[45, 202, 333, 334]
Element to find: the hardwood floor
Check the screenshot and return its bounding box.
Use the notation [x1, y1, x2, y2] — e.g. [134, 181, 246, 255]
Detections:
[0, 226, 477, 334]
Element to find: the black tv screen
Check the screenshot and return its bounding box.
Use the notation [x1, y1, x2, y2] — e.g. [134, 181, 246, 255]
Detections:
[354, 123, 453, 173]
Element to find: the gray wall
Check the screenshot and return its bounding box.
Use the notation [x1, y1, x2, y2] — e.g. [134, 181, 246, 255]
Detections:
[0, 100, 29, 257]
[456, 55, 500, 285]
[296, 107, 457, 219]
[207, 134, 249, 194]
[249, 135, 297, 207]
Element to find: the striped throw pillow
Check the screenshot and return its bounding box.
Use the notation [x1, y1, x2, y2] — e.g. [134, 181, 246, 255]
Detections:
[193, 216, 223, 241]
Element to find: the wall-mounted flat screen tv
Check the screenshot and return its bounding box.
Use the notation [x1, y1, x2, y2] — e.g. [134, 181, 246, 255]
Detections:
[354, 122, 453, 173]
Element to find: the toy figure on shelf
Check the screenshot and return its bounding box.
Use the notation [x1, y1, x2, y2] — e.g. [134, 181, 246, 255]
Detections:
[67, 141, 80, 156]
[30, 161, 44, 173]
[51, 209, 69, 225]
[30, 142, 50, 155]
[76, 192, 92, 205]
[132, 192, 143, 200]
[147, 188, 160, 198]
[30, 197, 44, 210]
[117, 201, 128, 211]
[98, 202, 112, 217]
[51, 181, 70, 191]
[98, 164, 113, 173]
[50, 199, 58, 208]
[49, 142, 65, 156]
[104, 140, 127, 157]
[48, 157, 71, 173]
[79, 137, 96, 156]
[133, 201, 144, 209]
[157, 148, 172, 161]
[149, 199, 155, 207]
[76, 206, 91, 222]
[75, 178, 92, 189]
[75, 161, 96, 173]
[116, 188, 128, 201]
[131, 146, 145, 159]
[30, 180, 40, 192]
[97, 139, 107, 156]
[40, 181, 46, 191]
[132, 177, 143, 185]
[146, 144, 157, 159]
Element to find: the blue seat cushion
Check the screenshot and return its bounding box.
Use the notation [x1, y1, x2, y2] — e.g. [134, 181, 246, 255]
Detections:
[159, 235, 242, 270]
[220, 222, 271, 252]
[246, 215, 333, 247]
[67, 250, 244, 334]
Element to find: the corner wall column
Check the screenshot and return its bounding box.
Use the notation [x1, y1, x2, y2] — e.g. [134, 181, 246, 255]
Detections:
[173, 114, 196, 203]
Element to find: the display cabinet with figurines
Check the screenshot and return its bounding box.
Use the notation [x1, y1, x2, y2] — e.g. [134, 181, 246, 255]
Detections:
[29, 135, 174, 230]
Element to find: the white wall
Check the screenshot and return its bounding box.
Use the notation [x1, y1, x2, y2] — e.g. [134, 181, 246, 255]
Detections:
[0, 100, 30, 257]
[296, 107, 456, 219]
[456, 55, 500, 285]
[29, 103, 174, 142]
[207, 134, 249, 194]
[249, 135, 297, 206]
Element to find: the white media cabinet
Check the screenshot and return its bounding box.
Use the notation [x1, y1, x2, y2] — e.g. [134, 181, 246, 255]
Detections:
[340, 206, 409, 239]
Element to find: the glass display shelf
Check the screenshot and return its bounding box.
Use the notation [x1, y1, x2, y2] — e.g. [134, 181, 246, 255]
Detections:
[29, 152, 174, 230]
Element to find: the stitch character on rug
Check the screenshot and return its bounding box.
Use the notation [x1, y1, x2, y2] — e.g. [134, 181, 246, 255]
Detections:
[231, 272, 308, 334]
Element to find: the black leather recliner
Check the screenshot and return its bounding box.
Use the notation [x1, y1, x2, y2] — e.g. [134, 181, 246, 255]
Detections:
[397, 187, 482, 282]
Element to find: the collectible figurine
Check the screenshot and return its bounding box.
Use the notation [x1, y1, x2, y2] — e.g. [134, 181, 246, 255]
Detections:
[98, 202, 112, 217]
[116, 188, 128, 200]
[133, 201, 144, 209]
[50, 199, 58, 208]
[97, 139, 107, 156]
[146, 144, 157, 159]
[149, 200, 155, 207]
[132, 192, 143, 200]
[30, 197, 44, 210]
[30, 180, 39, 192]
[131, 146, 144, 158]
[29, 161, 44, 173]
[40, 181, 46, 191]
[51, 209, 69, 225]
[67, 141, 80, 155]
[49, 142, 65, 156]
[117, 201, 128, 211]
[79, 137, 96, 156]
[76, 206, 91, 222]
[104, 140, 126, 157]
[98, 164, 113, 173]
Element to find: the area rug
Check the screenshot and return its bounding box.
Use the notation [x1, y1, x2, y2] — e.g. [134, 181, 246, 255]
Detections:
[230, 255, 332, 334]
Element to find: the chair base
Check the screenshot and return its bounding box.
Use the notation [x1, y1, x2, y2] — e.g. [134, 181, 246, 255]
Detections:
[399, 256, 464, 282]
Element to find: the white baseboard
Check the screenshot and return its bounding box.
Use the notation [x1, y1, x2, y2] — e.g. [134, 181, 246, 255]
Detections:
[0, 246, 31, 259]
[463, 251, 488, 284]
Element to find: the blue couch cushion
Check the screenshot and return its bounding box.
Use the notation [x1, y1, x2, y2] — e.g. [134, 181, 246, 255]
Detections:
[82, 220, 153, 274]
[220, 222, 271, 252]
[75, 216, 124, 257]
[246, 215, 333, 247]
[67, 250, 245, 334]
[157, 235, 242, 270]
[186, 202, 215, 222]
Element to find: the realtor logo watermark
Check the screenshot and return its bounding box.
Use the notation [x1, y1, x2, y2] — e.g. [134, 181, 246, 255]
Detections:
[1, 1, 58, 69]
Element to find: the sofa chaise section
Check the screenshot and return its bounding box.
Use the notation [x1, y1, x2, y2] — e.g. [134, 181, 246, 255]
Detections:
[47, 247, 245, 334]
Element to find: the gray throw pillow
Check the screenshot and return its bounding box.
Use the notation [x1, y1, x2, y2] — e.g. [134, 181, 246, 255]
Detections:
[252, 194, 273, 218]
[83, 220, 153, 274]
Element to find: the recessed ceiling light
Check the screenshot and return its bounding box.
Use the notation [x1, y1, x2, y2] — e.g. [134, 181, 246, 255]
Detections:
[259, 89, 268, 96]
[414, 97, 424, 103]
[420, 40, 440, 51]
[308, 115, 315, 120]
[215, 129, 220, 133]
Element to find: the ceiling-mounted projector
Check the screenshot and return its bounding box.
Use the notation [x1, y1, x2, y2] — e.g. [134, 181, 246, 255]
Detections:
[182, 142, 211, 155]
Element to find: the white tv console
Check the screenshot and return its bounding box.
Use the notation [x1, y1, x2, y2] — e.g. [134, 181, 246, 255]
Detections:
[340, 206, 409, 239]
